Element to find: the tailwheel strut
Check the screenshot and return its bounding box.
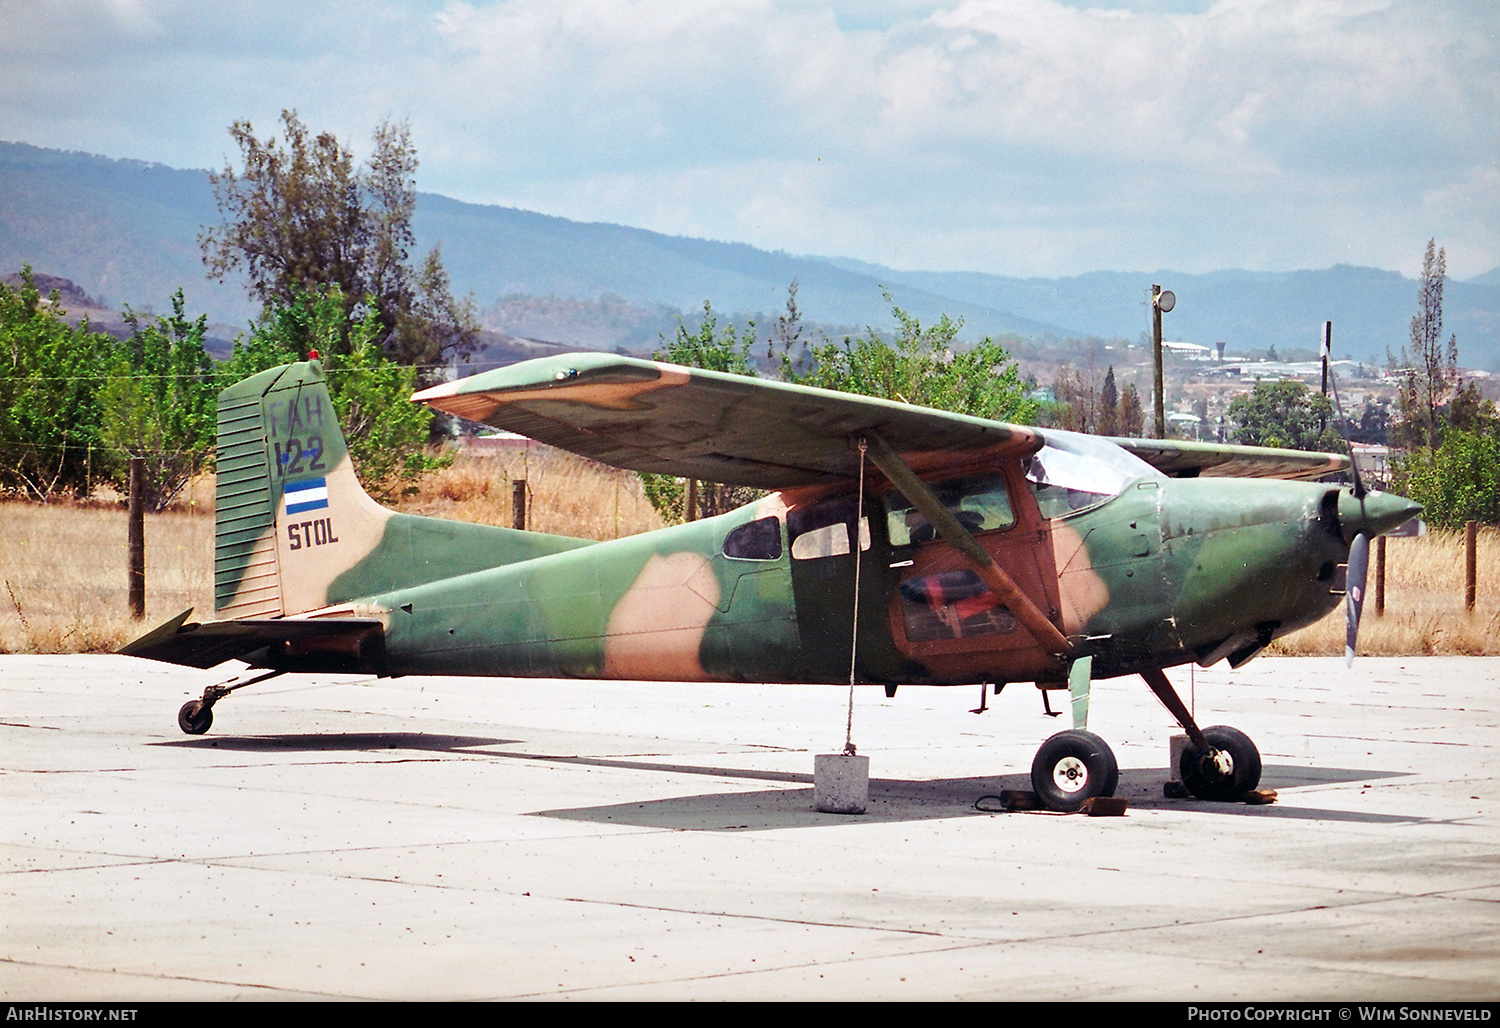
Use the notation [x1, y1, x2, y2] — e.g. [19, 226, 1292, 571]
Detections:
[1141, 668, 1262, 801]
[177, 668, 285, 735]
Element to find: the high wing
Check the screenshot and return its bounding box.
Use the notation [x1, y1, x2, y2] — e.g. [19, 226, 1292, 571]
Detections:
[416, 352, 1351, 485]
[414, 352, 1040, 487]
[1106, 437, 1349, 481]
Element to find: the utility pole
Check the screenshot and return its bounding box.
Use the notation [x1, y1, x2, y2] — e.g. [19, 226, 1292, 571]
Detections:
[1151, 285, 1175, 439]
[1320, 321, 1332, 437]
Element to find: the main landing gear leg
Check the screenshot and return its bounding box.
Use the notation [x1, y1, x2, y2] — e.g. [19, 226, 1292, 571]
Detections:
[177, 668, 285, 735]
[1141, 668, 1262, 801]
[1030, 656, 1119, 812]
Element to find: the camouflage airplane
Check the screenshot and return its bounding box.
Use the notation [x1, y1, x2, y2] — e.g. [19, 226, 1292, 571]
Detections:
[123, 355, 1420, 812]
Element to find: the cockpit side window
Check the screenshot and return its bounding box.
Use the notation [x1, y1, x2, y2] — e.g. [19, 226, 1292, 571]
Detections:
[883, 471, 1014, 547]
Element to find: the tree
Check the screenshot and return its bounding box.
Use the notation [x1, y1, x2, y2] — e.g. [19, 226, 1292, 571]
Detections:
[201, 109, 479, 373]
[224, 287, 451, 499]
[767, 279, 815, 381]
[800, 294, 1036, 424]
[1052, 363, 1099, 433]
[99, 291, 218, 511]
[648, 302, 761, 519]
[1098, 367, 1120, 436]
[1394, 424, 1500, 528]
[1342, 397, 1391, 445]
[641, 290, 1038, 523]
[1045, 362, 1141, 437]
[656, 300, 757, 375]
[1227, 380, 1337, 451]
[0, 267, 115, 499]
[1118, 383, 1145, 437]
[1393, 239, 1459, 449]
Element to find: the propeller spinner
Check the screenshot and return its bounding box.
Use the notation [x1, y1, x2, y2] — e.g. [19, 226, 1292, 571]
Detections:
[1337, 488, 1421, 665]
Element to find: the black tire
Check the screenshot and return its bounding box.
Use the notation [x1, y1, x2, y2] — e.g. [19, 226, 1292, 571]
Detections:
[178, 700, 213, 735]
[1179, 725, 1261, 801]
[1030, 730, 1119, 812]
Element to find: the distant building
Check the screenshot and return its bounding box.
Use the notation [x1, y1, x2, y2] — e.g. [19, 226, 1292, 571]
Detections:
[1350, 443, 1391, 489]
[1167, 411, 1205, 440]
[453, 432, 534, 455]
[1162, 340, 1214, 361]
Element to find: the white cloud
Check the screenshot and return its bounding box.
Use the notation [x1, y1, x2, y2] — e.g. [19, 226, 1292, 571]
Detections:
[0, 0, 1494, 277]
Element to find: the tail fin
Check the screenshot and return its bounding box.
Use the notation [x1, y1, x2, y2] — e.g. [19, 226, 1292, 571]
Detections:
[215, 361, 395, 618]
[214, 361, 593, 619]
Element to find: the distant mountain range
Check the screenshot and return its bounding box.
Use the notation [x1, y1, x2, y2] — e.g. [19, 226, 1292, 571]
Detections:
[3, 139, 1497, 370]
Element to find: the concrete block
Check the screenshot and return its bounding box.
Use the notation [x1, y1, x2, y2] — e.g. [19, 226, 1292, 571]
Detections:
[813, 752, 869, 814]
[1169, 733, 1188, 782]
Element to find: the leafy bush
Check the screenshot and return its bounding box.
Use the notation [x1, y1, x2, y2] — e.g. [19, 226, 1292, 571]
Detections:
[1394, 426, 1500, 528]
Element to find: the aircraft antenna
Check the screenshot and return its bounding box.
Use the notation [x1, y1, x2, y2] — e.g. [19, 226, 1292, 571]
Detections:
[845, 437, 868, 755]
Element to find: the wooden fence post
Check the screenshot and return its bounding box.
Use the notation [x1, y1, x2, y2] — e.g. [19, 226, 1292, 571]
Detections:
[1467, 521, 1478, 613]
[1375, 535, 1386, 617]
[127, 456, 145, 619]
[512, 478, 528, 531]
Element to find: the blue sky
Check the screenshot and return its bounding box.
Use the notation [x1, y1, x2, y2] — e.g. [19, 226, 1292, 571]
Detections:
[3, 0, 1495, 279]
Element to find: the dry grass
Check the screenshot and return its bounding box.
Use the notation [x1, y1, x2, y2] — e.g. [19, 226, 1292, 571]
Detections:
[0, 445, 666, 654]
[1270, 526, 1500, 657]
[393, 446, 666, 539]
[0, 502, 215, 654]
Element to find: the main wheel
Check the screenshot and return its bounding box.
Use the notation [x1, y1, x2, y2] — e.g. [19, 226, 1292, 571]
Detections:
[177, 700, 213, 735]
[1179, 725, 1261, 800]
[1030, 730, 1119, 812]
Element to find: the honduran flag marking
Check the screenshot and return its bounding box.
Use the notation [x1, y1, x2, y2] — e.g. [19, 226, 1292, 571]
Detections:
[285, 476, 329, 514]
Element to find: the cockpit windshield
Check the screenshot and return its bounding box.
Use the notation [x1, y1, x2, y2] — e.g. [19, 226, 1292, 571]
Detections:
[1024, 429, 1164, 518]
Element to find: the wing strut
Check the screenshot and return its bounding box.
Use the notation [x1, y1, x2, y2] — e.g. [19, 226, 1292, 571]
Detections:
[860, 430, 1073, 657]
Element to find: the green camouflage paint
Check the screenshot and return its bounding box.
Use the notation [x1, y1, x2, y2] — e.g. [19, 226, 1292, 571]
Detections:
[131, 359, 1420, 692]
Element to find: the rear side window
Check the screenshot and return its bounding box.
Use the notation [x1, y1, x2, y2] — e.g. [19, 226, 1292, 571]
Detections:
[722, 516, 783, 561]
[788, 495, 870, 560]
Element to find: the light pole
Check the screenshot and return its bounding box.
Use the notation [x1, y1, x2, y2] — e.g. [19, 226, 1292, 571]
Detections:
[1151, 285, 1175, 439]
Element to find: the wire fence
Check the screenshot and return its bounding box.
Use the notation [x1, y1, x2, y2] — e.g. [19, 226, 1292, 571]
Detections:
[0, 438, 210, 508]
[0, 496, 214, 652]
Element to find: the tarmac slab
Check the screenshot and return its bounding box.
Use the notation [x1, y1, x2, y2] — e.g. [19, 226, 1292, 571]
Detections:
[2, 654, 1498, 1001]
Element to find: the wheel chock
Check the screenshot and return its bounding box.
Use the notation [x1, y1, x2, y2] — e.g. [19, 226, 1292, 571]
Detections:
[1162, 782, 1278, 803]
[1080, 796, 1128, 817]
[998, 789, 1041, 811]
[990, 790, 1127, 815]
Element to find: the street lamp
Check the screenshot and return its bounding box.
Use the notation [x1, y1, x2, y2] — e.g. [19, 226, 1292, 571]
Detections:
[1152, 285, 1175, 439]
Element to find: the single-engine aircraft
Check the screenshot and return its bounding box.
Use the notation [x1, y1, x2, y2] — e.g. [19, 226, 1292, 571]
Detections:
[123, 355, 1420, 812]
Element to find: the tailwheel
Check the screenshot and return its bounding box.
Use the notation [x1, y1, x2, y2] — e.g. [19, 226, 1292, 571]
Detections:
[1179, 725, 1261, 801]
[172, 669, 282, 736]
[1031, 730, 1119, 812]
[177, 699, 213, 735]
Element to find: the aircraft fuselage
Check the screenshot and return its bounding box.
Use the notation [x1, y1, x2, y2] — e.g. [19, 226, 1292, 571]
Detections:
[365, 468, 1379, 688]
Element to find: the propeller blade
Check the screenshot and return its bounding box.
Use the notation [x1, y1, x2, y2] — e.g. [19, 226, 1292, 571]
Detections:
[1345, 532, 1370, 667]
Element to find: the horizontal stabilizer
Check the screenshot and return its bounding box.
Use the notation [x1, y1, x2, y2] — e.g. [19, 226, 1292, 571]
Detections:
[120, 608, 385, 672]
